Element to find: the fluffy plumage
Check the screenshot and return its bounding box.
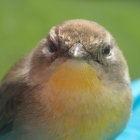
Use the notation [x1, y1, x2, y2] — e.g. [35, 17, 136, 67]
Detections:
[0, 19, 132, 140]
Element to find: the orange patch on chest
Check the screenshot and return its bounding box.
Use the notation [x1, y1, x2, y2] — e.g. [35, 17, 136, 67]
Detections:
[48, 60, 102, 93]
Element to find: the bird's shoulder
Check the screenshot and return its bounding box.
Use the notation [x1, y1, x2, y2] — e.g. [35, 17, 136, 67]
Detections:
[0, 53, 32, 136]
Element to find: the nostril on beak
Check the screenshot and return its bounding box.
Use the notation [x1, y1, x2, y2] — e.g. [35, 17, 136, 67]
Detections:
[69, 43, 88, 58]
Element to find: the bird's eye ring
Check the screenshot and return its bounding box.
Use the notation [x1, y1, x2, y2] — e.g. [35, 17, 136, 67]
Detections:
[102, 45, 111, 56]
[48, 41, 58, 53]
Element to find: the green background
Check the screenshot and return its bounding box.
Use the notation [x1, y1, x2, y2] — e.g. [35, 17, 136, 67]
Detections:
[0, 0, 140, 80]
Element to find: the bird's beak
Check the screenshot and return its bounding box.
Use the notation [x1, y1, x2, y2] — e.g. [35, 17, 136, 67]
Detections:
[69, 43, 88, 58]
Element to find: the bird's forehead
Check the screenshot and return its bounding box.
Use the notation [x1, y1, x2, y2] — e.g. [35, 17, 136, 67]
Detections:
[55, 20, 112, 50]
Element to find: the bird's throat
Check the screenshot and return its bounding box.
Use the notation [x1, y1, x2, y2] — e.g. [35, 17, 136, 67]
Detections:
[48, 59, 102, 93]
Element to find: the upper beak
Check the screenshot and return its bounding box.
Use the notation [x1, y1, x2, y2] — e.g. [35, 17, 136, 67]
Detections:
[69, 43, 88, 58]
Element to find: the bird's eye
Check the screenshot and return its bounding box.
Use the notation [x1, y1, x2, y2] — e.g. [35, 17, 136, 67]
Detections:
[48, 41, 58, 53]
[102, 45, 111, 56]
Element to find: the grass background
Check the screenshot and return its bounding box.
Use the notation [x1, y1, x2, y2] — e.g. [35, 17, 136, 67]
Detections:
[0, 0, 140, 80]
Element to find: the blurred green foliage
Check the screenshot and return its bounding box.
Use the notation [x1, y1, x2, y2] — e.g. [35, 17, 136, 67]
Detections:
[0, 0, 140, 80]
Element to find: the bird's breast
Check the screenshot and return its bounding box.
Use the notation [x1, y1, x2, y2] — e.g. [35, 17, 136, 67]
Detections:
[33, 59, 132, 140]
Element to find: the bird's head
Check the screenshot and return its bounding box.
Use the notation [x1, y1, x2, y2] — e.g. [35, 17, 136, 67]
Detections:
[29, 19, 130, 90]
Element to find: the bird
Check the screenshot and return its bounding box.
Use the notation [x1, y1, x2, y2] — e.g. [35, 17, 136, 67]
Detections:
[0, 19, 132, 140]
